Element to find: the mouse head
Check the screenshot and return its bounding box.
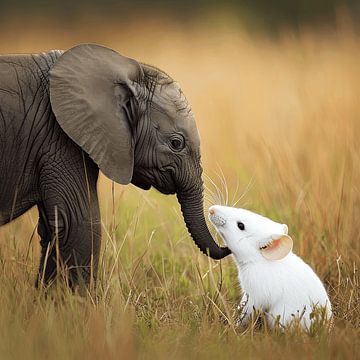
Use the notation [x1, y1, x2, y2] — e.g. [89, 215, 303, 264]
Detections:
[208, 205, 293, 263]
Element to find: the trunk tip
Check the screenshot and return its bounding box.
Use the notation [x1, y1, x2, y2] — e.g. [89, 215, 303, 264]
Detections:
[201, 245, 231, 260]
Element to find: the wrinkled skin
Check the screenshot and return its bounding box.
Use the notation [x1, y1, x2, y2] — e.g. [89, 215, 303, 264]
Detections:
[0, 44, 230, 288]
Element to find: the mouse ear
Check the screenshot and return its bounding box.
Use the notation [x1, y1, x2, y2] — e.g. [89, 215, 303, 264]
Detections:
[260, 234, 293, 261]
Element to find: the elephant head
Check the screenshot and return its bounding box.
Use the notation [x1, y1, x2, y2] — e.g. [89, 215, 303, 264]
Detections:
[49, 44, 230, 260]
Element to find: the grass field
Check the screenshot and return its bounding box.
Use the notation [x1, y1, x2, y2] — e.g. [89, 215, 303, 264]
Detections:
[0, 15, 359, 359]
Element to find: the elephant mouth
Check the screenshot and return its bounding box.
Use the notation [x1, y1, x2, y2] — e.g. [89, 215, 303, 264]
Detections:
[131, 171, 152, 190]
[131, 168, 176, 194]
[153, 169, 176, 194]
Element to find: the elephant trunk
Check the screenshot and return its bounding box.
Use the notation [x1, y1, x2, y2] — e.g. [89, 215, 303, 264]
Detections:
[177, 184, 231, 260]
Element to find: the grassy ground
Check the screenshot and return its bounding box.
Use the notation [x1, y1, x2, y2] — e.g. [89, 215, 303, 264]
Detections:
[0, 15, 359, 359]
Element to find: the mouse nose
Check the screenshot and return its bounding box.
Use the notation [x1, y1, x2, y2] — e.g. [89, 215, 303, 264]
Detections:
[209, 207, 215, 215]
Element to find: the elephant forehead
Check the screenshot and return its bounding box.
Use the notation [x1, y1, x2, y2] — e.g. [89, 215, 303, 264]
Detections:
[150, 85, 200, 143]
[152, 82, 193, 117]
[150, 105, 200, 144]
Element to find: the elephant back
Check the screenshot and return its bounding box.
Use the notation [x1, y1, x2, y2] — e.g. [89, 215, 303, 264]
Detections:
[0, 50, 63, 119]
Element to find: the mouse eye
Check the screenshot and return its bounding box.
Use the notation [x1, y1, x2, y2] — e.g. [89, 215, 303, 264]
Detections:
[237, 222, 245, 231]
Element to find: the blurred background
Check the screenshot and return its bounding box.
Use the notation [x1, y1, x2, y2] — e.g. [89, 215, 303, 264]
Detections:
[0, 1, 359, 359]
[0, 0, 360, 33]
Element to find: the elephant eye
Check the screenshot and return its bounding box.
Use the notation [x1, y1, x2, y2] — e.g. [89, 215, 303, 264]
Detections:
[169, 135, 185, 151]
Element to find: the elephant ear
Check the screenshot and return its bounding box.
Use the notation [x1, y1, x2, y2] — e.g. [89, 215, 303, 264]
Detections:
[49, 43, 143, 184]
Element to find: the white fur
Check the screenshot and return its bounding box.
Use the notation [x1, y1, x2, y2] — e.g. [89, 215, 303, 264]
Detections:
[209, 205, 332, 330]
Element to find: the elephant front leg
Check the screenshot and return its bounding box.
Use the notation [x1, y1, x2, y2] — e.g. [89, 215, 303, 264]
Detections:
[36, 157, 101, 289]
[36, 196, 101, 289]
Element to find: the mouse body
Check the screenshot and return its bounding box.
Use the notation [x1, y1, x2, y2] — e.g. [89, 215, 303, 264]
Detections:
[208, 205, 332, 330]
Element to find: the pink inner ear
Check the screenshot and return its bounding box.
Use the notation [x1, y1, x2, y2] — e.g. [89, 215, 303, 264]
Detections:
[268, 239, 280, 249]
[260, 235, 293, 261]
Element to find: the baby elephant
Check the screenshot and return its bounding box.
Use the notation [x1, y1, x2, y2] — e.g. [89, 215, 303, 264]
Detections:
[208, 205, 332, 330]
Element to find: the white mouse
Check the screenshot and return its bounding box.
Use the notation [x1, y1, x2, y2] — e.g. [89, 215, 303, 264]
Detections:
[208, 205, 332, 330]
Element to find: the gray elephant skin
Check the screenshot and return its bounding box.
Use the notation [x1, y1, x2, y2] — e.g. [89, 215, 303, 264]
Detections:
[0, 44, 230, 287]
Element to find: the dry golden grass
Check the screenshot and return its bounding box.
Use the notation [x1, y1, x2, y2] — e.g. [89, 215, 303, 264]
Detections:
[0, 14, 359, 359]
